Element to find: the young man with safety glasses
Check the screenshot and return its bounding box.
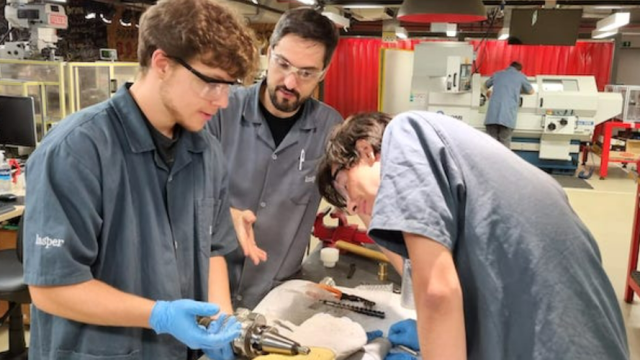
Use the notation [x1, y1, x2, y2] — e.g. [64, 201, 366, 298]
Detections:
[317, 111, 629, 360]
[207, 8, 342, 310]
[23, 1, 257, 359]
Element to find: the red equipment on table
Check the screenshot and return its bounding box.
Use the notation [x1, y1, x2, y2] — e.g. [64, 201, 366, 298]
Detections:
[312, 206, 374, 247]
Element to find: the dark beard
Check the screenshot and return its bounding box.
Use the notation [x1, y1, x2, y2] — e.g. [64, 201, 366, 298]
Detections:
[269, 85, 303, 113]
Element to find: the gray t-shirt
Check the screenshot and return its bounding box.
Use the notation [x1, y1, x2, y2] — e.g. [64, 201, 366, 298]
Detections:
[369, 111, 628, 360]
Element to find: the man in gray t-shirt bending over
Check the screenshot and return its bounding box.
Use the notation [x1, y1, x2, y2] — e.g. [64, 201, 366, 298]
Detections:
[317, 111, 628, 360]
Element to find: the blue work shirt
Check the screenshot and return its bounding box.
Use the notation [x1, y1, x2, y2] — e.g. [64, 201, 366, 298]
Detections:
[208, 81, 342, 309]
[23, 85, 237, 360]
[484, 66, 534, 129]
[369, 111, 629, 360]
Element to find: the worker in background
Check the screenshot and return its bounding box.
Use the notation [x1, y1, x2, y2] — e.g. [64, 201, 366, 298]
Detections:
[317, 111, 629, 360]
[207, 8, 342, 310]
[23, 1, 258, 359]
[484, 61, 535, 148]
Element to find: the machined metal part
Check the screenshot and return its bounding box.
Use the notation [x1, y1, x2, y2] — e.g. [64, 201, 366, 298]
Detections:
[199, 308, 310, 359]
[378, 262, 388, 281]
[397, 345, 420, 357]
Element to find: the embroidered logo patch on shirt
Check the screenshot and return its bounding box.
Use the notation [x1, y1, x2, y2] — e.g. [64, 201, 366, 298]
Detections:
[305, 176, 316, 183]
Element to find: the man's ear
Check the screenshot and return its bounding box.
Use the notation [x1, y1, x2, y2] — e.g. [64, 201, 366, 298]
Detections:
[355, 139, 377, 166]
[150, 49, 171, 79]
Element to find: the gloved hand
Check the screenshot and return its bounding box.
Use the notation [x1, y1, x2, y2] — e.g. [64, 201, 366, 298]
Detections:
[385, 352, 416, 360]
[149, 300, 241, 350]
[366, 330, 383, 343]
[202, 314, 240, 360]
[388, 319, 419, 351]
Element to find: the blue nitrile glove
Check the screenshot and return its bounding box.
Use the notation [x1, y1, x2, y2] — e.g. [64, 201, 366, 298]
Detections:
[149, 300, 241, 350]
[385, 352, 416, 360]
[388, 319, 419, 351]
[202, 314, 241, 360]
[366, 330, 383, 343]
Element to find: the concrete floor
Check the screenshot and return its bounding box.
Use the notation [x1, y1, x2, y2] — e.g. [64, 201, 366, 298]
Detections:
[2, 162, 640, 358]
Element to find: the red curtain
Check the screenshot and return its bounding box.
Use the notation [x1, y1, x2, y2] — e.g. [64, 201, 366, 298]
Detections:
[323, 39, 614, 118]
[323, 38, 421, 118]
[471, 40, 614, 91]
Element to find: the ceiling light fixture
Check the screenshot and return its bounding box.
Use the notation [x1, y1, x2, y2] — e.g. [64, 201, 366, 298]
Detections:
[446, 25, 457, 37]
[395, 26, 408, 39]
[498, 27, 509, 40]
[322, 11, 350, 29]
[100, 6, 116, 24]
[120, 10, 133, 27]
[298, 0, 315, 5]
[100, 13, 113, 24]
[593, 5, 625, 10]
[592, 29, 618, 39]
[398, 0, 486, 23]
[431, 22, 457, 37]
[596, 12, 630, 32]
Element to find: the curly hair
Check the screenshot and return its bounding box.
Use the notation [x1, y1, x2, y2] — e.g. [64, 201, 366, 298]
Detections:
[137, 0, 258, 84]
[317, 112, 392, 208]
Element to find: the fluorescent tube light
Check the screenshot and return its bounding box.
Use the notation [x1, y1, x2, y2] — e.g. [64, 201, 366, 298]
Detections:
[396, 27, 408, 39]
[322, 11, 350, 28]
[498, 27, 509, 40]
[596, 12, 630, 32]
[592, 29, 618, 39]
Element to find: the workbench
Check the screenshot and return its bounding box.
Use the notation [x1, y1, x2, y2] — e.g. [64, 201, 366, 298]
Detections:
[584, 120, 640, 179]
[253, 244, 413, 331]
[301, 244, 401, 289]
[201, 245, 413, 360]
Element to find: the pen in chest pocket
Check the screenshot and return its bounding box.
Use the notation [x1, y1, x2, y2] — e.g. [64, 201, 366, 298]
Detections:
[298, 149, 305, 171]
